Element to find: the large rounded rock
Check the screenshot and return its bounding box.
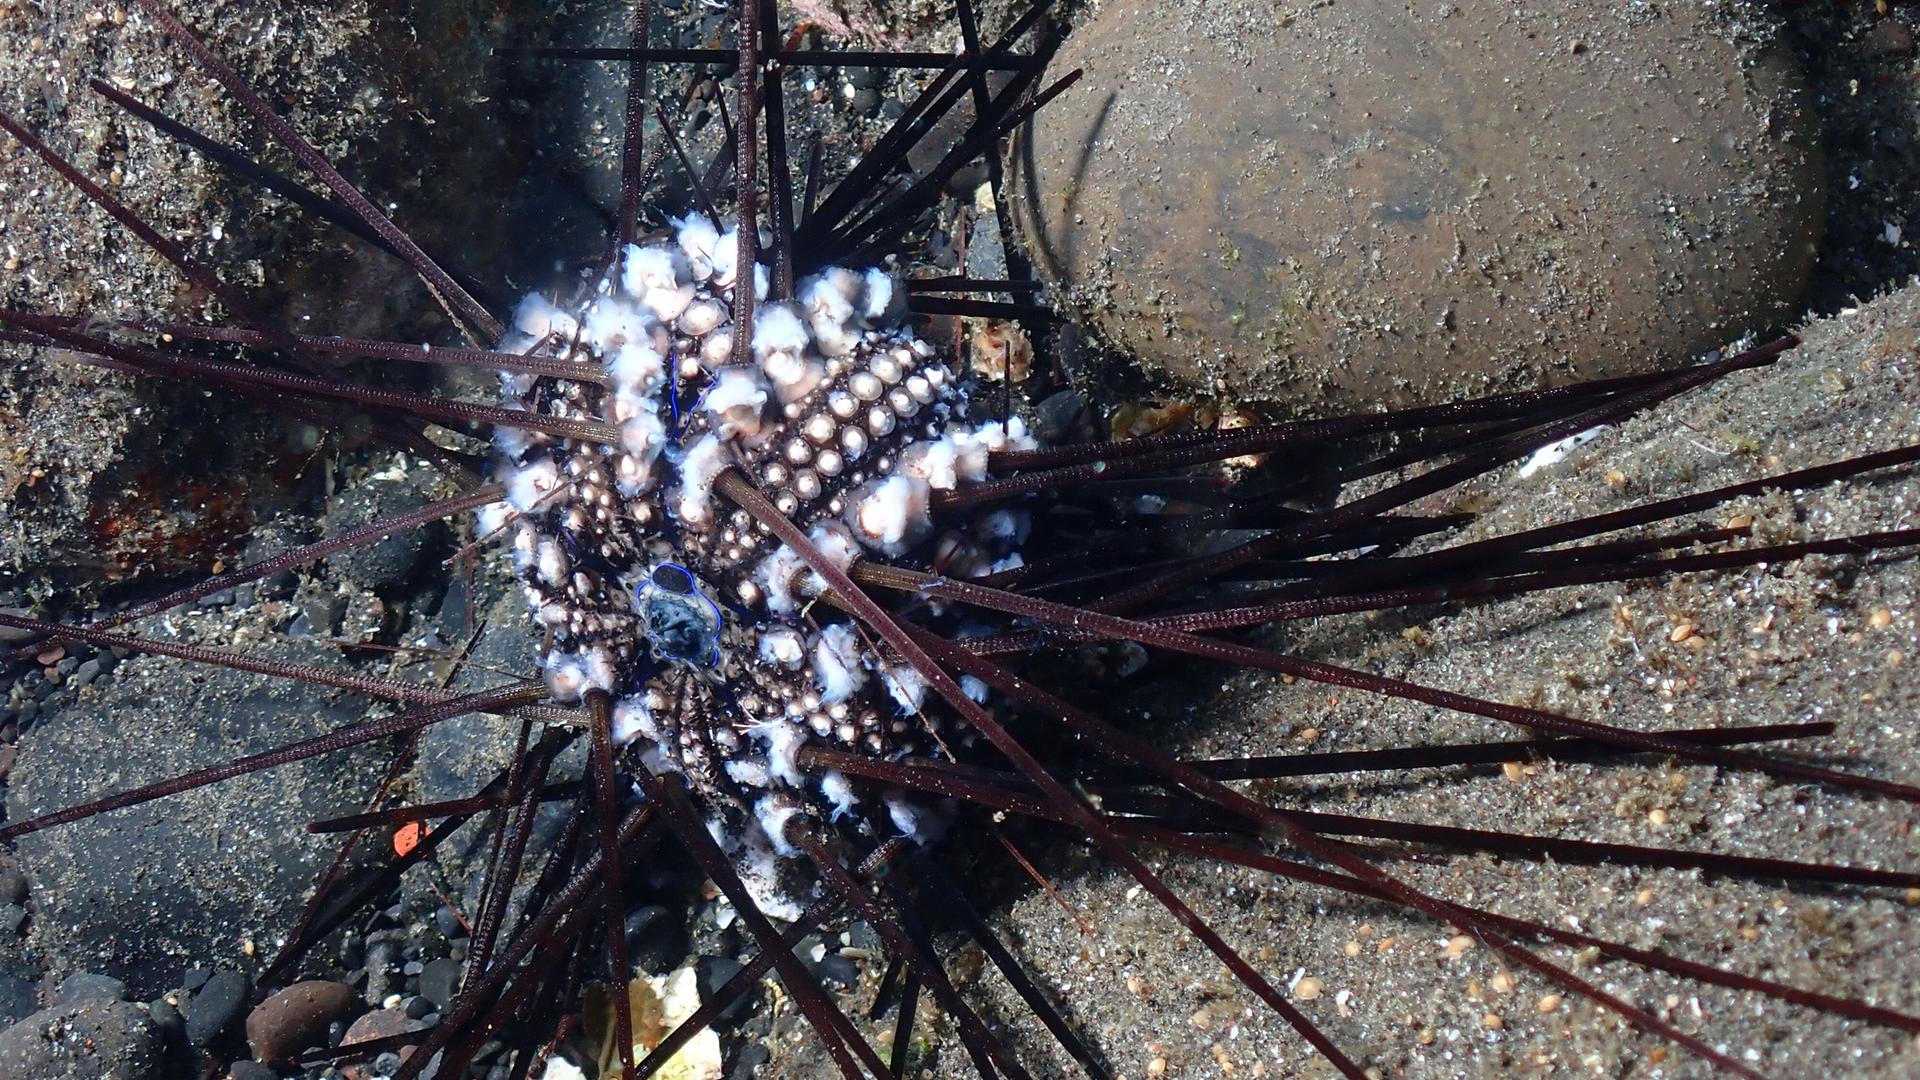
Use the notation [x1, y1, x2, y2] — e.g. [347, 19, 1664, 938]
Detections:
[0, 999, 170, 1080]
[1013, 0, 1825, 413]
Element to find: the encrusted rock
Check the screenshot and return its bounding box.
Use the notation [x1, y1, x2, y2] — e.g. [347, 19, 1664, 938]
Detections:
[1014, 0, 1825, 414]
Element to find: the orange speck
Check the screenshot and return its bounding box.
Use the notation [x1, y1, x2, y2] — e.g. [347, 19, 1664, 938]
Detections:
[394, 821, 429, 858]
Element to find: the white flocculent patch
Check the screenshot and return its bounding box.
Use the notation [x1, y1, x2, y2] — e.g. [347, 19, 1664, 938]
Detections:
[812, 622, 868, 704]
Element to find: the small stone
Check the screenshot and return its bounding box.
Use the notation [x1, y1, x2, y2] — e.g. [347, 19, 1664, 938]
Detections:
[227, 1063, 278, 1080]
[1291, 976, 1324, 1001]
[626, 904, 689, 976]
[1537, 993, 1564, 1013]
[339, 1007, 422, 1080]
[185, 970, 250, 1047]
[0, 865, 28, 905]
[245, 980, 359, 1063]
[0, 978, 36, 1026]
[55, 973, 128, 1005]
[812, 953, 859, 992]
[695, 957, 753, 1024]
[416, 958, 462, 1012]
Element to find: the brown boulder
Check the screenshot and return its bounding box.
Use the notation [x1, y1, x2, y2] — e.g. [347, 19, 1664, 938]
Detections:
[1013, 0, 1825, 414]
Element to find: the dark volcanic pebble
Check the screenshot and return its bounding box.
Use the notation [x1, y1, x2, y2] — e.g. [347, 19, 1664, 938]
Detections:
[184, 969, 251, 1047]
[54, 972, 127, 1005]
[244, 980, 359, 1063]
[1014, 0, 1826, 413]
[227, 1062, 278, 1080]
[0, 999, 168, 1080]
[0, 977, 36, 1026]
[416, 957, 462, 1012]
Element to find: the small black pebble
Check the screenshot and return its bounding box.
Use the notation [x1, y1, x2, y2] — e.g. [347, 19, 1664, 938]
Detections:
[179, 968, 211, 993]
[405, 994, 436, 1020]
[184, 969, 249, 1046]
[227, 1063, 277, 1080]
[374, 1050, 405, 1075]
[813, 953, 859, 992]
[696, 956, 752, 1024]
[418, 956, 462, 1011]
[728, 1041, 771, 1080]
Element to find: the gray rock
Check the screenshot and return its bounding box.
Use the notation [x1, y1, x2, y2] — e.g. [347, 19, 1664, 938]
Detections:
[416, 957, 462, 1012]
[0, 999, 168, 1080]
[184, 969, 250, 1047]
[6, 643, 389, 997]
[0, 977, 36, 1026]
[53, 973, 126, 1005]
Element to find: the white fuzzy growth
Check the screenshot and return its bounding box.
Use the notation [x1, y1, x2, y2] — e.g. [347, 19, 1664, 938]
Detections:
[759, 347, 826, 404]
[755, 797, 807, 857]
[813, 623, 867, 704]
[583, 297, 652, 353]
[702, 367, 770, 439]
[511, 293, 577, 340]
[880, 662, 929, 714]
[799, 272, 859, 356]
[710, 229, 741, 287]
[538, 1058, 589, 1080]
[900, 438, 961, 490]
[609, 342, 667, 396]
[972, 417, 1039, 454]
[819, 772, 858, 820]
[678, 297, 727, 337]
[758, 626, 806, 668]
[535, 536, 568, 587]
[749, 719, 808, 788]
[506, 459, 561, 513]
[675, 212, 721, 277]
[754, 544, 810, 615]
[760, 521, 863, 614]
[674, 435, 732, 529]
[611, 695, 658, 746]
[619, 408, 667, 468]
[542, 651, 591, 702]
[848, 475, 932, 555]
[977, 508, 1030, 548]
[885, 792, 949, 844]
[473, 500, 512, 539]
[801, 271, 857, 323]
[960, 674, 991, 704]
[862, 268, 897, 322]
[735, 837, 807, 922]
[809, 521, 862, 575]
[1518, 425, 1609, 478]
[756, 299, 826, 399]
[621, 243, 688, 295]
[725, 759, 771, 790]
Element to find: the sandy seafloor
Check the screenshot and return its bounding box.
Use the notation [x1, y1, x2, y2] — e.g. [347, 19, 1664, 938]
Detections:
[0, 2, 1917, 1079]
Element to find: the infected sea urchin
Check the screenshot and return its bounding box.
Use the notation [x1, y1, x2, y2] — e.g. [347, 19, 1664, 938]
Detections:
[0, 3, 1918, 1080]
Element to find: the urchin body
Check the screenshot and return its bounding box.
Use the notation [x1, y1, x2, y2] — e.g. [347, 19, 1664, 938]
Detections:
[482, 216, 1034, 913]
